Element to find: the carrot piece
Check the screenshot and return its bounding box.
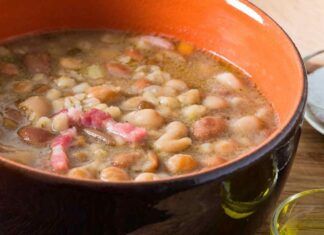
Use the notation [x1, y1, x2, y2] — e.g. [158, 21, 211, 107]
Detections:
[177, 41, 194, 55]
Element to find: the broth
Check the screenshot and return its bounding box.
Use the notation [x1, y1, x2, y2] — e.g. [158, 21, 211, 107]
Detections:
[0, 30, 278, 182]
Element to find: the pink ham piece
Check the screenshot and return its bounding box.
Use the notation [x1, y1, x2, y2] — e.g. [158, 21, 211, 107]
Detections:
[52, 108, 147, 144]
[106, 63, 131, 78]
[49, 109, 147, 171]
[80, 108, 147, 143]
[139, 36, 174, 50]
[66, 107, 83, 124]
[80, 108, 111, 129]
[51, 146, 69, 172]
[50, 127, 76, 172]
[105, 122, 147, 143]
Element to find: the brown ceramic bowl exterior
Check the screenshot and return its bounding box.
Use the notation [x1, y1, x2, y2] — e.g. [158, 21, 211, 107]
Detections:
[0, 1, 306, 234]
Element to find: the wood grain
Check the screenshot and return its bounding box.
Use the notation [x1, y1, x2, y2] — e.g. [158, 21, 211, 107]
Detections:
[251, 0, 324, 61]
[250, 1, 324, 234]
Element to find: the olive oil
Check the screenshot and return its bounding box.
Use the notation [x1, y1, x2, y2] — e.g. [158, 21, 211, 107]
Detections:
[272, 189, 324, 235]
[279, 215, 324, 235]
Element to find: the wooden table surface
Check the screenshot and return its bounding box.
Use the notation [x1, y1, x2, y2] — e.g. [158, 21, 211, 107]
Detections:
[250, 1, 324, 234]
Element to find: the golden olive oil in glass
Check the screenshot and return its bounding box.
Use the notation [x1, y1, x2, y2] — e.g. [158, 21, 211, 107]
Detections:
[272, 189, 324, 235]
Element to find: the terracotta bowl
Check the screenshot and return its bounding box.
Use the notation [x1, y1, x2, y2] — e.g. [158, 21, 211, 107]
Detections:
[0, 0, 306, 234]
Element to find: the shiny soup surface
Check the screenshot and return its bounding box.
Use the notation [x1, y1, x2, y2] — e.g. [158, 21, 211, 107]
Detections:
[0, 31, 278, 182]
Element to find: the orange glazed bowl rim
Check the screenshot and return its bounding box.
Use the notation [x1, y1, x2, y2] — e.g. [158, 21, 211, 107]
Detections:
[0, 0, 306, 188]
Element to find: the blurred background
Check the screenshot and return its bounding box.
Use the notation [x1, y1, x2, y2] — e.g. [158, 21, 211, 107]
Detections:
[251, 0, 324, 59]
[251, 1, 324, 234]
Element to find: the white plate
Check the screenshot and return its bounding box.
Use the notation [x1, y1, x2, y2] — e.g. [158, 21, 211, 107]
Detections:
[305, 104, 324, 135]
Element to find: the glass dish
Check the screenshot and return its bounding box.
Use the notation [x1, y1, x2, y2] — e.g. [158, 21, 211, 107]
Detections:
[271, 188, 324, 235]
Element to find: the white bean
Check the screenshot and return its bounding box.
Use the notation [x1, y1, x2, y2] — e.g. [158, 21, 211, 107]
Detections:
[135, 173, 160, 182]
[94, 103, 109, 111]
[134, 65, 170, 84]
[68, 167, 93, 179]
[64, 96, 82, 109]
[132, 151, 159, 173]
[203, 96, 228, 110]
[228, 97, 248, 107]
[145, 86, 177, 97]
[154, 121, 192, 153]
[87, 85, 120, 103]
[72, 82, 90, 94]
[182, 105, 207, 121]
[121, 96, 144, 110]
[178, 89, 200, 105]
[142, 85, 162, 105]
[166, 154, 198, 174]
[123, 109, 164, 129]
[161, 121, 188, 139]
[35, 116, 52, 130]
[82, 97, 101, 108]
[147, 70, 171, 84]
[165, 79, 188, 92]
[255, 106, 272, 122]
[52, 112, 69, 132]
[231, 115, 263, 134]
[156, 105, 173, 118]
[55, 76, 76, 88]
[155, 138, 192, 153]
[93, 149, 109, 160]
[235, 136, 252, 146]
[199, 143, 214, 154]
[19, 96, 51, 119]
[161, 86, 177, 97]
[74, 93, 86, 101]
[143, 91, 159, 105]
[159, 96, 180, 109]
[52, 98, 65, 113]
[100, 167, 130, 182]
[135, 36, 174, 50]
[201, 156, 226, 168]
[86, 64, 105, 79]
[215, 72, 243, 90]
[60, 57, 82, 70]
[32, 73, 47, 82]
[214, 139, 236, 156]
[105, 106, 122, 119]
[46, 89, 62, 101]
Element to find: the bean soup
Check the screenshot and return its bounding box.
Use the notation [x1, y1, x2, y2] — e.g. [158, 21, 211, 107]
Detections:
[0, 31, 278, 182]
